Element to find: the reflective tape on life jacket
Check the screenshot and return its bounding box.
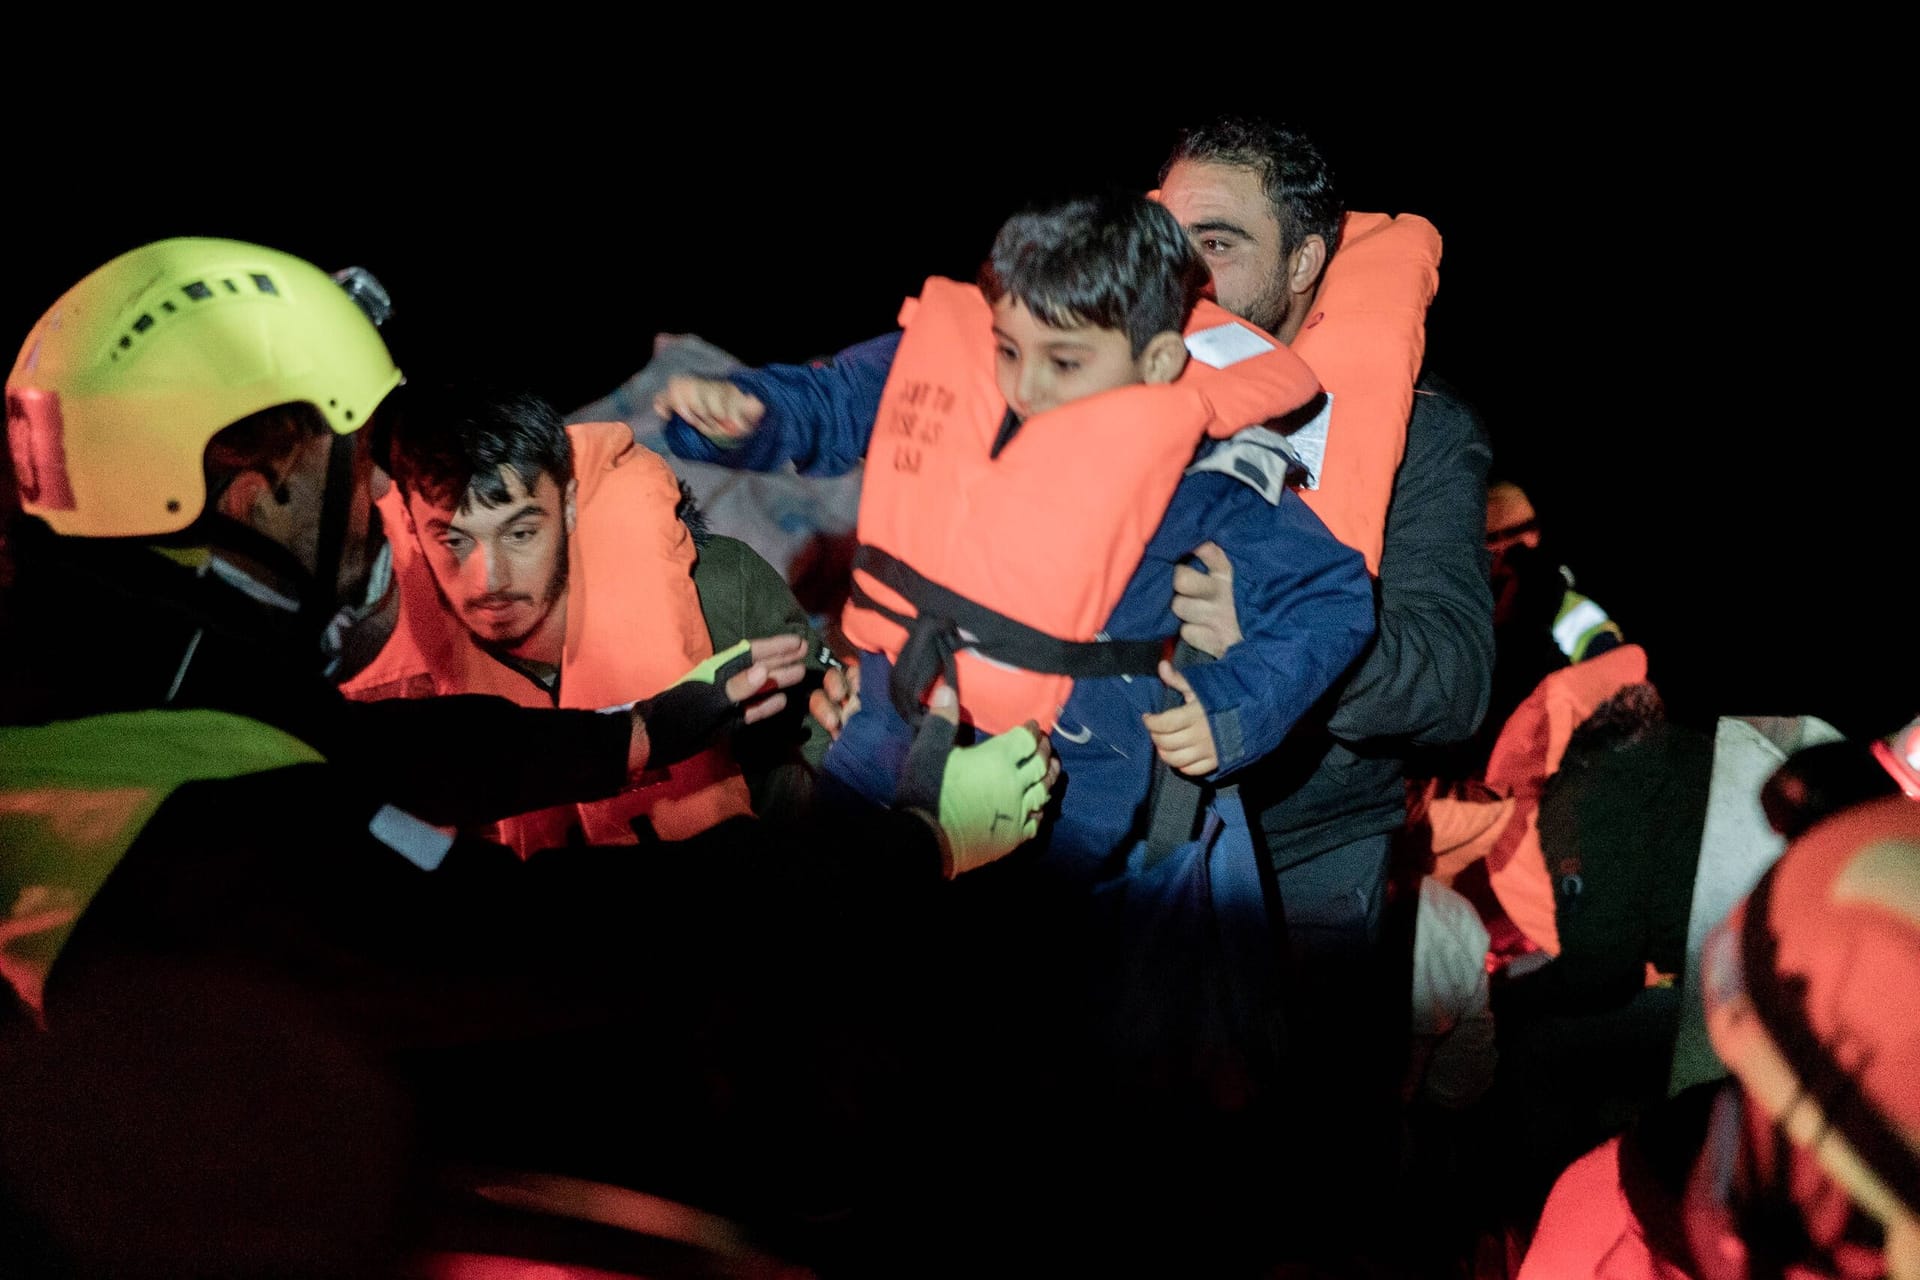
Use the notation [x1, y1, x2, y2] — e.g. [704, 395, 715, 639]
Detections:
[841, 276, 1321, 735]
[0, 709, 323, 1017]
[343, 422, 752, 852]
[1553, 591, 1623, 662]
[1290, 211, 1442, 576]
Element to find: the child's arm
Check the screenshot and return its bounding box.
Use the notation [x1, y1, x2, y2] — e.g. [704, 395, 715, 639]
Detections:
[654, 331, 902, 478]
[1147, 484, 1376, 780]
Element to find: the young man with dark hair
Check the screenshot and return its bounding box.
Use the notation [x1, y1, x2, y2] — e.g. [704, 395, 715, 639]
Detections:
[347, 381, 830, 846]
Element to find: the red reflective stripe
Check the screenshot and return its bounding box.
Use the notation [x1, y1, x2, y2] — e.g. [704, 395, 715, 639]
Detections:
[6, 386, 77, 509]
[1871, 736, 1920, 799]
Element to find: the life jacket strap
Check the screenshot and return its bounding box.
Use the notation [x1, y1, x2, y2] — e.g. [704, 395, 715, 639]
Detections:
[1140, 638, 1214, 866]
[849, 544, 1166, 727]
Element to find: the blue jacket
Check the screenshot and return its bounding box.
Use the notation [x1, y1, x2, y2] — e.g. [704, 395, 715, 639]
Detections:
[665, 327, 1374, 1111]
[662, 331, 1374, 873]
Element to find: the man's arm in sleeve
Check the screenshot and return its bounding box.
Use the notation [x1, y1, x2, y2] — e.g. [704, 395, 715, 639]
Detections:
[659, 331, 901, 477]
[1325, 375, 1495, 748]
[1176, 486, 1378, 779]
[320, 694, 635, 829]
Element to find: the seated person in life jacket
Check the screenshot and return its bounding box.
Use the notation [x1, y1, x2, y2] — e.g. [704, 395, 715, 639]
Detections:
[651, 190, 1375, 879]
[1516, 790, 1920, 1280]
[339, 383, 834, 855]
[1432, 477, 1627, 785]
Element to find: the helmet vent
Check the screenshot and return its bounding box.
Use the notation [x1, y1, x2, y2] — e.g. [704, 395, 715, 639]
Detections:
[109, 273, 284, 361]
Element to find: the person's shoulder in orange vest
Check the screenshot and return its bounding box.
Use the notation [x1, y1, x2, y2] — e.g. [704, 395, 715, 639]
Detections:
[343, 382, 823, 848]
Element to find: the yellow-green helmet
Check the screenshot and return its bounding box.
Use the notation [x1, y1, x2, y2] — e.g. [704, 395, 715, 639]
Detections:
[6, 237, 402, 539]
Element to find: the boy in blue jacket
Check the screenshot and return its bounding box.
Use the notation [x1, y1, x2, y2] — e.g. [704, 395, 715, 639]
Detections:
[653, 194, 1376, 1254]
[654, 191, 1372, 882]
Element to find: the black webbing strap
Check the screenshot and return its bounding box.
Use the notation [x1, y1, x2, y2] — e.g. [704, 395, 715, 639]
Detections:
[1141, 638, 1214, 867]
[849, 544, 1165, 726]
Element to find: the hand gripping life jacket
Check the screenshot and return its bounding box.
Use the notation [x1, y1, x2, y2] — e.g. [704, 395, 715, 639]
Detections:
[342, 422, 752, 854]
[841, 277, 1321, 736]
[1290, 211, 1442, 576]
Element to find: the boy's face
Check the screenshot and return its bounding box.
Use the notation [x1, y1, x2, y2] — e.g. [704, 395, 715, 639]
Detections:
[407, 464, 574, 660]
[990, 297, 1151, 422]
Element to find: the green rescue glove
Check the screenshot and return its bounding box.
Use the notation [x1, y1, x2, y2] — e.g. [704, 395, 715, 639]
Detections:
[896, 687, 1053, 877]
[630, 640, 756, 769]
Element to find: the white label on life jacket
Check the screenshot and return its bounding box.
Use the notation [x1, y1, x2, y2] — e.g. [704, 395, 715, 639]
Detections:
[1552, 597, 1611, 658]
[1184, 322, 1275, 370]
[369, 804, 456, 871]
[1279, 393, 1330, 491]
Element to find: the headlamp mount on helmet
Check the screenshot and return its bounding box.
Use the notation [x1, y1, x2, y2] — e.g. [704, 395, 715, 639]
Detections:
[5, 237, 402, 540]
[7, 238, 404, 671]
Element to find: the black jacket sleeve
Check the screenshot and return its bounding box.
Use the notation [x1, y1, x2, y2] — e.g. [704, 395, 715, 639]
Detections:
[304, 693, 636, 829]
[1325, 374, 1495, 749]
[54, 763, 950, 1056]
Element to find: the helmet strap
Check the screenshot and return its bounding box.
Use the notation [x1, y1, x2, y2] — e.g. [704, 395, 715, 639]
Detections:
[191, 514, 315, 609]
[300, 430, 358, 633]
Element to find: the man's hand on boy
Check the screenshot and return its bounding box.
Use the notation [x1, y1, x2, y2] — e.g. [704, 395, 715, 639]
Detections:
[652, 375, 766, 446]
[1169, 541, 1242, 658]
[625, 635, 808, 775]
[1143, 660, 1220, 777]
[807, 662, 862, 741]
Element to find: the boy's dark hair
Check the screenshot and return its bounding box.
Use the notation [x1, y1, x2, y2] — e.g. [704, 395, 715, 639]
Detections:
[978, 189, 1209, 356]
[1158, 114, 1346, 262]
[384, 384, 571, 512]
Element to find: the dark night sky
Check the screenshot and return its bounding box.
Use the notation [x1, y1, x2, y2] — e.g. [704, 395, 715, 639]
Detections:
[11, 72, 1911, 740]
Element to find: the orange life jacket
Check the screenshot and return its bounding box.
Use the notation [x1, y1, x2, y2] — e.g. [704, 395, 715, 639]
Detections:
[1479, 643, 1652, 957]
[840, 276, 1321, 735]
[342, 421, 752, 854]
[1290, 211, 1442, 576]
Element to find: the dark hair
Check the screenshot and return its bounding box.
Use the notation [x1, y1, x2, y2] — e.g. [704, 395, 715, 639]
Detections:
[977, 189, 1209, 356]
[384, 384, 571, 513]
[1158, 114, 1345, 262]
[1566, 682, 1669, 758]
[1760, 739, 1902, 840]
